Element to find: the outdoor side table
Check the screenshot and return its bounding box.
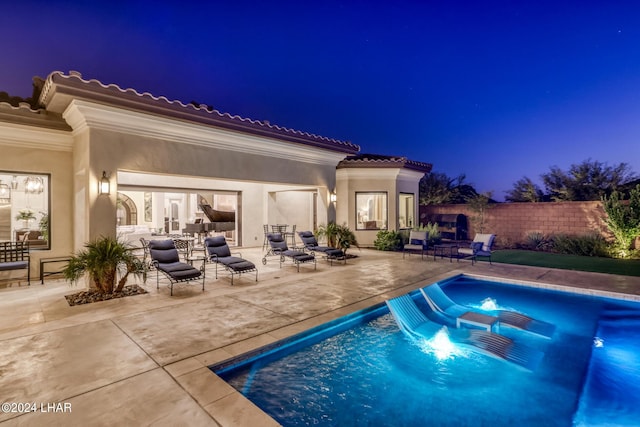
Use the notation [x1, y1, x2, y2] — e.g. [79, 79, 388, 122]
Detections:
[40, 256, 72, 284]
[456, 311, 499, 332]
[433, 244, 459, 262]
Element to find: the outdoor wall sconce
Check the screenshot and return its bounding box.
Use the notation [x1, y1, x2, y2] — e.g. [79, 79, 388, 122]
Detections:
[330, 192, 337, 203]
[99, 171, 110, 195]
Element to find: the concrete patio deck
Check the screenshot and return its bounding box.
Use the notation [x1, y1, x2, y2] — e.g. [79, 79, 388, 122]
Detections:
[1, 247, 639, 426]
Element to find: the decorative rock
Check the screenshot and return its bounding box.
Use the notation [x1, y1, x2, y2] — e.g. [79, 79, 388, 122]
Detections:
[65, 285, 148, 306]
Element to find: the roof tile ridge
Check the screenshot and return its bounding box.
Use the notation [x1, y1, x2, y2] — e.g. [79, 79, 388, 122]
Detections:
[53, 71, 361, 151]
[0, 100, 43, 113]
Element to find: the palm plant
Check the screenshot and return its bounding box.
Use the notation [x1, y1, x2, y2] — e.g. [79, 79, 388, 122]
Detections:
[317, 222, 359, 255]
[63, 236, 145, 294]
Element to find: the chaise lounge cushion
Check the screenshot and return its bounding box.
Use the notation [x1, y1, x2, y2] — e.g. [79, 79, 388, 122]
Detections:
[156, 262, 202, 280]
[226, 260, 256, 272]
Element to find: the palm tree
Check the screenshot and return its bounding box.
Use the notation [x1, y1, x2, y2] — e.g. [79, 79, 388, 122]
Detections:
[63, 236, 144, 294]
[316, 222, 359, 255]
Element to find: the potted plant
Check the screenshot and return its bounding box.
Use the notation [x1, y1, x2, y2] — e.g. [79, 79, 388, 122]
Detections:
[16, 209, 36, 229]
[39, 212, 49, 241]
[63, 236, 145, 294]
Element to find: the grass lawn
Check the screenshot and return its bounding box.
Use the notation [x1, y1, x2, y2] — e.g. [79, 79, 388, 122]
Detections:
[488, 250, 640, 277]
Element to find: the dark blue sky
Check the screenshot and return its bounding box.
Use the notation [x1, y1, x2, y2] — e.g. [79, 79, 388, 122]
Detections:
[2, 1, 639, 199]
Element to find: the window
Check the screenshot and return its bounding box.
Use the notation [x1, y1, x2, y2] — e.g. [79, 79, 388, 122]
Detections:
[356, 192, 387, 230]
[0, 171, 50, 250]
[399, 193, 415, 229]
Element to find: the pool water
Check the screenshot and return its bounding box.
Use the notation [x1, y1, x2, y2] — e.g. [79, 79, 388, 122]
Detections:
[213, 276, 640, 426]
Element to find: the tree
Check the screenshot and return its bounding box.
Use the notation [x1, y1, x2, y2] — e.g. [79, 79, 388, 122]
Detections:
[602, 184, 640, 257]
[542, 159, 637, 202]
[466, 192, 495, 233]
[419, 172, 478, 205]
[505, 177, 544, 202]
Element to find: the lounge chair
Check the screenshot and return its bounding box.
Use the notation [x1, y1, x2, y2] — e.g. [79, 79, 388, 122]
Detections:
[297, 231, 345, 265]
[457, 233, 495, 264]
[203, 236, 257, 285]
[148, 239, 205, 296]
[386, 294, 543, 371]
[263, 233, 316, 272]
[402, 230, 428, 259]
[421, 283, 555, 338]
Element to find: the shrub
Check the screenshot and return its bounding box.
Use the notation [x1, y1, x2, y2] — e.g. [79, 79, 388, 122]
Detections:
[550, 233, 611, 258]
[525, 232, 552, 251]
[423, 222, 442, 246]
[374, 230, 403, 251]
[602, 184, 640, 258]
[398, 223, 442, 246]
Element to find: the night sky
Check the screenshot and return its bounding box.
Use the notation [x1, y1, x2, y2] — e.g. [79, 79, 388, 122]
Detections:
[2, 1, 639, 199]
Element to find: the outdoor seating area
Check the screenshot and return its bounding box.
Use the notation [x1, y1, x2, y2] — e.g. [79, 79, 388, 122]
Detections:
[395, 232, 497, 265]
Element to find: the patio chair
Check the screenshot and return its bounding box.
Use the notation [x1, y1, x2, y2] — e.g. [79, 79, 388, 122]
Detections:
[263, 233, 316, 272]
[148, 239, 205, 296]
[457, 233, 496, 264]
[402, 230, 428, 259]
[203, 236, 258, 285]
[386, 294, 543, 371]
[421, 283, 555, 338]
[297, 231, 345, 265]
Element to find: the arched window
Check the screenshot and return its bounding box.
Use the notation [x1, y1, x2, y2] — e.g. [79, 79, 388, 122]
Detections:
[116, 193, 138, 225]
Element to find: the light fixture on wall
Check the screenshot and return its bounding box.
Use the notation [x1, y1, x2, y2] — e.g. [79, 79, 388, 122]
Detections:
[0, 180, 11, 204]
[24, 176, 44, 194]
[11, 175, 18, 190]
[99, 171, 110, 195]
[330, 192, 337, 203]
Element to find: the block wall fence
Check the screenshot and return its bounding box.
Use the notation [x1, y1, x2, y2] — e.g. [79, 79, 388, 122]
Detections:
[419, 201, 611, 248]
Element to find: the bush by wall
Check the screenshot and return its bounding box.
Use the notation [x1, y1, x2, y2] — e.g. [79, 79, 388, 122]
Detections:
[550, 233, 611, 257]
[374, 230, 403, 251]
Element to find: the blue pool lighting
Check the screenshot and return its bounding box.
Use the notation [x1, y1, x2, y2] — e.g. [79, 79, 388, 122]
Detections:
[212, 275, 640, 426]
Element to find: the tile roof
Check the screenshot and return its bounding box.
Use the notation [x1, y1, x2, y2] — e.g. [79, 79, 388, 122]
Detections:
[336, 154, 432, 173]
[0, 99, 71, 130]
[39, 71, 361, 154]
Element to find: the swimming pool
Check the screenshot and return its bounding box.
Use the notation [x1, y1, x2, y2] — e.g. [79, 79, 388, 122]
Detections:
[212, 275, 640, 426]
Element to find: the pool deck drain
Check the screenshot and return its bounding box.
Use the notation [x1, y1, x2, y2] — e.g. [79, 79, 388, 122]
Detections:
[1, 247, 639, 426]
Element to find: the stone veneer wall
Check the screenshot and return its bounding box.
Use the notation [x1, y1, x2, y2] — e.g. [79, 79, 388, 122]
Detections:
[419, 201, 610, 248]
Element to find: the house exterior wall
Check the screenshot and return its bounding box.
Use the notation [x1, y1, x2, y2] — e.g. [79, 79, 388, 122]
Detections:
[0, 129, 74, 275]
[337, 168, 423, 246]
[61, 101, 343, 247]
[420, 201, 610, 247]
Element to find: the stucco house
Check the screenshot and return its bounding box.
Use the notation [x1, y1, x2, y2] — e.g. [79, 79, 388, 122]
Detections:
[0, 71, 431, 278]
